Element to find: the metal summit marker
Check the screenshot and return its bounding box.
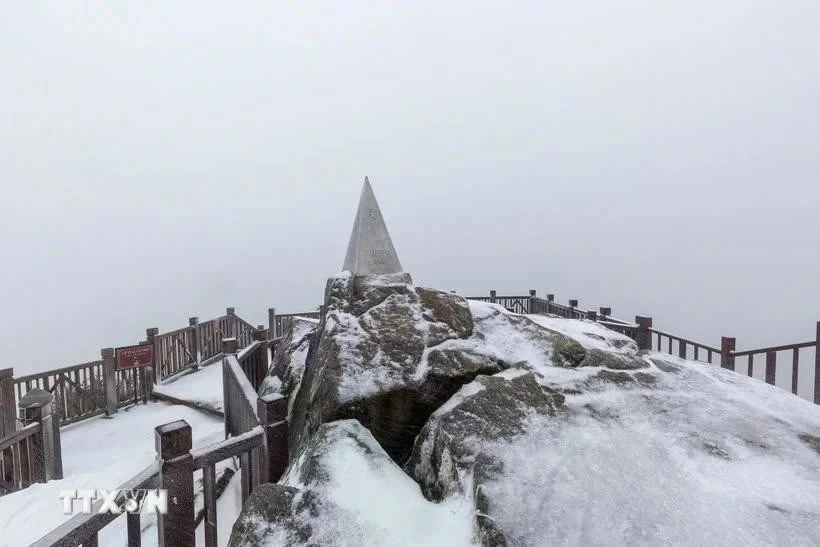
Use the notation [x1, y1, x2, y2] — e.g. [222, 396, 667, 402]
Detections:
[342, 177, 403, 275]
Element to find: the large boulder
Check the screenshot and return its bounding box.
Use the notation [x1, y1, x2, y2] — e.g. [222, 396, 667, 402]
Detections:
[407, 350, 820, 546]
[229, 420, 475, 547]
[407, 369, 565, 545]
[287, 273, 505, 465]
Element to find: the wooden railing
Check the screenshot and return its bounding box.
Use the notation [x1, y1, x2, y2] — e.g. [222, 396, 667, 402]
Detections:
[33, 341, 289, 547]
[150, 308, 259, 381]
[13, 359, 149, 427]
[268, 308, 322, 340]
[7, 307, 262, 427]
[0, 422, 42, 493]
[0, 388, 62, 496]
[467, 290, 819, 404]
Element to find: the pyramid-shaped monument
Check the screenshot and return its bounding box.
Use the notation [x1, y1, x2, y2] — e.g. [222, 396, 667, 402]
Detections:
[342, 177, 403, 275]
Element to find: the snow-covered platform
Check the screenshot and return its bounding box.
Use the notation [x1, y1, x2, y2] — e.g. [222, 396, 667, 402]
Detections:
[0, 400, 239, 546]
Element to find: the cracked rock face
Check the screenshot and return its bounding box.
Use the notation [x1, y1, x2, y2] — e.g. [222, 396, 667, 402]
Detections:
[286, 273, 506, 465]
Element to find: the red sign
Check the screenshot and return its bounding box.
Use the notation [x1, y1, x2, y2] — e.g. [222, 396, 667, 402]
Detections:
[116, 344, 154, 370]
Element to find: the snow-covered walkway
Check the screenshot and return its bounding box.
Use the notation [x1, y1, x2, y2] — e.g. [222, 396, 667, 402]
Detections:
[152, 362, 225, 414]
[0, 399, 240, 546]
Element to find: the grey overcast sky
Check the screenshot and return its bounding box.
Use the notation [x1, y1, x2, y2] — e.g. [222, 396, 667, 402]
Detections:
[1, 2, 818, 398]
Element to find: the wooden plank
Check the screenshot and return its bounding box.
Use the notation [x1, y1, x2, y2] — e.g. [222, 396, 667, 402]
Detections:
[127, 512, 141, 547]
[19, 436, 30, 488]
[239, 451, 250, 504]
[203, 463, 218, 547]
[792, 348, 800, 395]
[748, 354, 754, 378]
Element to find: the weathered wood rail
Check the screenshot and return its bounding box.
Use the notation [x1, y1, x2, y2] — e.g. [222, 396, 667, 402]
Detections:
[7, 307, 266, 428]
[32, 339, 289, 547]
[0, 384, 62, 495]
[467, 290, 820, 405]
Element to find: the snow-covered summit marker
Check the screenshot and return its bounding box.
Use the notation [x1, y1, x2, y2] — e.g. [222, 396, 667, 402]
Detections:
[342, 177, 403, 275]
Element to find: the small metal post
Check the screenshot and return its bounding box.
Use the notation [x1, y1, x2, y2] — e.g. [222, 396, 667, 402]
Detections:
[155, 420, 195, 547]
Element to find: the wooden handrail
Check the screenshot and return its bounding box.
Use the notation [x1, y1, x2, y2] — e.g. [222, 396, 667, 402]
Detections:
[648, 328, 721, 353]
[30, 462, 159, 547]
[731, 340, 815, 358]
[192, 427, 264, 471]
[0, 422, 40, 452]
[14, 361, 103, 384]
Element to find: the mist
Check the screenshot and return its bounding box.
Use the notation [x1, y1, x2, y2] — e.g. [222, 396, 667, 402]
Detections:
[1, 2, 818, 399]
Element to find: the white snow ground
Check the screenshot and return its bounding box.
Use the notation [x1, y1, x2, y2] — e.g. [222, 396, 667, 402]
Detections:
[0, 400, 233, 546]
[152, 362, 224, 413]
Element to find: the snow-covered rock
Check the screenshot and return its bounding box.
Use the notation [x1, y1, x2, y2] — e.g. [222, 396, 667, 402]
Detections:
[251, 283, 820, 546]
[228, 420, 475, 547]
[285, 273, 516, 464]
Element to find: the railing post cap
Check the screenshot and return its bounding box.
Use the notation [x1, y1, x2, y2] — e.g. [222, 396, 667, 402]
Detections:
[147, 327, 159, 336]
[155, 420, 192, 459]
[227, 307, 236, 315]
[599, 307, 611, 316]
[101, 347, 115, 358]
[529, 289, 536, 296]
[189, 317, 198, 326]
[635, 315, 653, 327]
[268, 307, 276, 314]
[547, 294, 554, 301]
[569, 299, 579, 307]
[257, 393, 288, 423]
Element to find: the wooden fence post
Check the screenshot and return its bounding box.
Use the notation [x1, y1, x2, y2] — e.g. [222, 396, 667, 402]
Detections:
[257, 393, 289, 483]
[528, 290, 536, 314]
[223, 338, 238, 356]
[635, 316, 653, 351]
[814, 321, 819, 405]
[489, 290, 497, 304]
[19, 389, 63, 481]
[765, 351, 777, 385]
[101, 348, 118, 417]
[547, 294, 554, 314]
[188, 317, 199, 370]
[599, 307, 611, 320]
[0, 368, 15, 438]
[226, 308, 236, 338]
[569, 299, 578, 319]
[587, 310, 598, 322]
[147, 328, 159, 382]
[268, 308, 277, 340]
[721, 336, 736, 371]
[155, 420, 195, 547]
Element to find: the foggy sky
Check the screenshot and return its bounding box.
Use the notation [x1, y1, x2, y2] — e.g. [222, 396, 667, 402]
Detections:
[1, 2, 818, 399]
